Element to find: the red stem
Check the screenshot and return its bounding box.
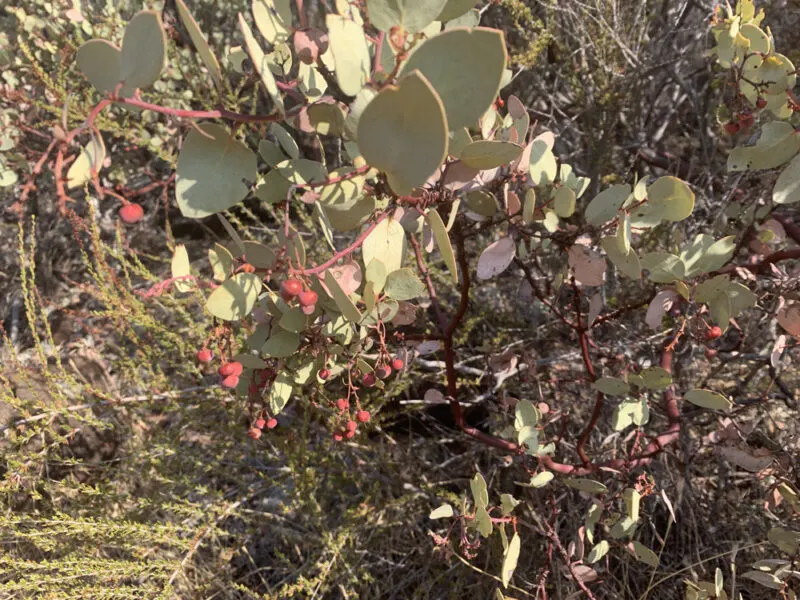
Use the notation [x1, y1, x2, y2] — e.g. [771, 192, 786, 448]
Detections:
[114, 95, 290, 123]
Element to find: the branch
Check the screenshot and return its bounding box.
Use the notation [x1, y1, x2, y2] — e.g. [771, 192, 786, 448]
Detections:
[113, 95, 296, 123]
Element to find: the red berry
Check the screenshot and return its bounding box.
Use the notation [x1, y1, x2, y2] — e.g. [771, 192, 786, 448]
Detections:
[756, 96, 767, 109]
[221, 374, 239, 389]
[255, 418, 266, 429]
[362, 373, 377, 387]
[281, 279, 303, 298]
[357, 410, 370, 423]
[333, 432, 343, 442]
[119, 203, 144, 224]
[346, 420, 358, 432]
[705, 349, 718, 360]
[345, 429, 355, 439]
[248, 427, 262, 439]
[318, 368, 331, 380]
[219, 362, 243, 377]
[301, 304, 316, 315]
[196, 348, 213, 363]
[705, 326, 723, 341]
[739, 112, 755, 130]
[376, 365, 392, 379]
[298, 290, 318, 307]
[391, 358, 404, 371]
[724, 121, 740, 135]
[266, 417, 278, 429]
[336, 398, 349, 411]
[241, 263, 256, 273]
[495, 97, 505, 108]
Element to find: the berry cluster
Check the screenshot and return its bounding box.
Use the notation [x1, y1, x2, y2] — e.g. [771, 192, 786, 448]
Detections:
[280, 278, 318, 315]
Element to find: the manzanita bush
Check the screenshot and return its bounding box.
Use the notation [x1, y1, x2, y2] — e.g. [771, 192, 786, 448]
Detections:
[8, 0, 800, 594]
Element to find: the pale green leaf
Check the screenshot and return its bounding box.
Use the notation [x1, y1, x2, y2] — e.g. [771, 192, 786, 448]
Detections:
[252, 0, 292, 44]
[514, 399, 539, 429]
[268, 371, 293, 414]
[367, 0, 448, 33]
[429, 503, 454, 519]
[638, 367, 672, 390]
[270, 123, 299, 159]
[358, 71, 447, 195]
[327, 14, 370, 96]
[465, 189, 498, 217]
[470, 472, 489, 509]
[624, 488, 640, 522]
[565, 478, 608, 494]
[437, 0, 476, 21]
[175, 0, 222, 87]
[500, 494, 520, 516]
[176, 123, 257, 218]
[66, 133, 106, 189]
[684, 389, 733, 411]
[258, 139, 286, 167]
[120, 11, 166, 91]
[773, 153, 800, 205]
[501, 533, 521, 588]
[601, 236, 641, 280]
[76, 39, 122, 94]
[325, 270, 362, 323]
[593, 377, 629, 396]
[384, 268, 426, 300]
[586, 540, 610, 564]
[239, 13, 285, 116]
[171, 244, 191, 292]
[362, 218, 406, 275]
[399, 28, 507, 130]
[209, 244, 234, 281]
[279, 307, 307, 332]
[262, 329, 301, 357]
[529, 471, 554, 487]
[426, 208, 458, 282]
[639, 252, 685, 283]
[206, 273, 262, 321]
[553, 186, 576, 218]
[585, 184, 631, 225]
[365, 259, 388, 294]
[631, 541, 659, 568]
[459, 140, 522, 169]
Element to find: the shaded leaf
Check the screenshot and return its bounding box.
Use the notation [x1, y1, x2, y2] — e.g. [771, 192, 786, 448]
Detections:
[477, 237, 516, 280]
[206, 273, 262, 321]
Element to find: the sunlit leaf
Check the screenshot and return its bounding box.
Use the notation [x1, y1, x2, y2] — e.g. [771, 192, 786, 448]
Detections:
[175, 0, 222, 87]
[684, 389, 732, 411]
[206, 273, 262, 321]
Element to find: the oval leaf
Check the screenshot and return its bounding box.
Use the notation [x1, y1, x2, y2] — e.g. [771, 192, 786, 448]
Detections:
[477, 237, 515, 280]
[206, 273, 262, 321]
[684, 389, 733, 411]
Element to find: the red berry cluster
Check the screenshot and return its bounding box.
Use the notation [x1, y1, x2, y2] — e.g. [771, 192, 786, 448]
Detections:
[280, 278, 318, 315]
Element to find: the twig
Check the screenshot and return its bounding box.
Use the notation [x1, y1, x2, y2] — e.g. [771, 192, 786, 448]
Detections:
[301, 211, 389, 275]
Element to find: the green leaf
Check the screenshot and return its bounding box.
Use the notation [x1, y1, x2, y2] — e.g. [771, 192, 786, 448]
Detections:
[399, 28, 507, 130]
[728, 121, 800, 172]
[270, 123, 299, 159]
[426, 209, 458, 282]
[553, 186, 577, 218]
[528, 138, 557, 185]
[611, 518, 637, 539]
[465, 189, 498, 217]
[326, 14, 371, 96]
[768, 526, 800, 554]
[325, 270, 362, 323]
[475, 506, 493, 537]
[66, 133, 106, 189]
[268, 371, 293, 414]
[263, 329, 301, 357]
[242, 241, 276, 269]
[279, 307, 307, 332]
[176, 123, 257, 218]
[593, 377, 629, 396]
[209, 244, 234, 281]
[500, 494, 520, 516]
[631, 541, 659, 568]
[501, 532, 521, 588]
[565, 478, 608, 494]
[276, 159, 328, 185]
[639, 252, 685, 283]
[470, 472, 489, 509]
[258, 139, 286, 167]
[175, 0, 222, 87]
[638, 367, 672, 390]
[448, 128, 472, 158]
[367, 0, 448, 33]
[365, 259, 388, 294]
[76, 40, 122, 95]
[362, 218, 406, 275]
[358, 71, 447, 195]
[585, 184, 631, 225]
[171, 244, 192, 292]
[437, 0, 476, 21]
[514, 399, 539, 429]
[429, 503, 454, 519]
[252, 0, 292, 44]
[741, 571, 784, 590]
[308, 103, 346, 136]
[692, 236, 736, 275]
[611, 399, 649, 431]
[623, 488, 641, 522]
[239, 13, 285, 116]
[322, 196, 376, 231]
[601, 237, 641, 280]
[586, 541, 610, 564]
[120, 11, 166, 91]
[773, 153, 800, 204]
[629, 176, 694, 226]
[459, 140, 522, 170]
[528, 471, 554, 488]
[205, 273, 262, 321]
[384, 268, 426, 300]
[684, 389, 733, 411]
